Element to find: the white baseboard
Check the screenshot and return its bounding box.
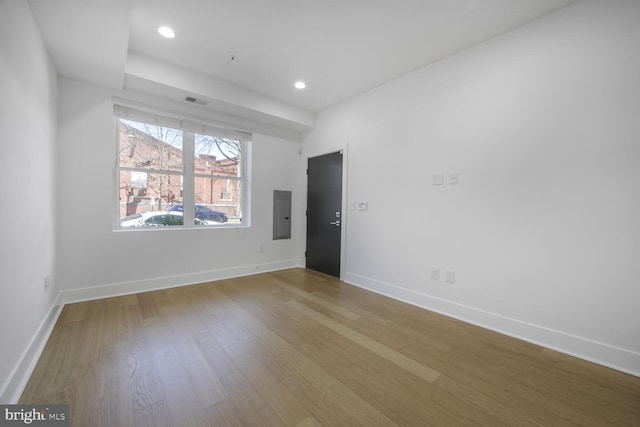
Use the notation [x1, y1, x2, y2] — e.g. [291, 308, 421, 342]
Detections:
[0, 293, 64, 404]
[343, 271, 640, 377]
[63, 259, 302, 304]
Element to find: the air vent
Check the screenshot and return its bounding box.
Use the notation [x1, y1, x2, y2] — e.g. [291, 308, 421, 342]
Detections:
[185, 96, 207, 106]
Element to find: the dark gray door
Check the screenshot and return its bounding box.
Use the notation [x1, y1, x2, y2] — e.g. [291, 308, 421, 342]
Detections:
[306, 151, 343, 277]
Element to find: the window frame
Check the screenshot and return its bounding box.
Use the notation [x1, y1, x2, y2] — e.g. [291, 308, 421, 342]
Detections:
[113, 102, 251, 231]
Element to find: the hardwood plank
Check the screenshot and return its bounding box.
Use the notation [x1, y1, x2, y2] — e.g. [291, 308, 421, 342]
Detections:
[285, 299, 442, 383]
[193, 331, 288, 427]
[267, 348, 399, 426]
[141, 317, 216, 427]
[60, 302, 89, 323]
[194, 327, 312, 426]
[132, 400, 175, 427]
[272, 277, 362, 320]
[123, 305, 165, 411]
[203, 398, 247, 427]
[295, 416, 322, 427]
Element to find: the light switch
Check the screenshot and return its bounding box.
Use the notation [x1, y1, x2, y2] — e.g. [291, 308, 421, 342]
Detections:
[358, 202, 368, 210]
[432, 174, 444, 185]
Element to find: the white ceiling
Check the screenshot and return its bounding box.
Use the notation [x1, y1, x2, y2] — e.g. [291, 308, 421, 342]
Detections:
[28, 0, 578, 133]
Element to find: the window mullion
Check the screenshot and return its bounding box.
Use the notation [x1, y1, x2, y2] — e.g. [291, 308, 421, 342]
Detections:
[182, 132, 195, 227]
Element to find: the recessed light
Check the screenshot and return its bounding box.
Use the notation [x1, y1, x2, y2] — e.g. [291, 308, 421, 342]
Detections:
[158, 26, 175, 39]
[294, 81, 306, 89]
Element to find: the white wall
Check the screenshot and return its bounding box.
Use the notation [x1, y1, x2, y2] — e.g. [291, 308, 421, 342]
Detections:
[301, 0, 640, 375]
[56, 78, 303, 302]
[0, 0, 60, 402]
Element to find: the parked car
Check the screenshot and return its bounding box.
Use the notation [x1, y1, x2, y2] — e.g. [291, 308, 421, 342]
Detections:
[120, 211, 207, 227]
[169, 204, 228, 223]
[119, 212, 147, 227]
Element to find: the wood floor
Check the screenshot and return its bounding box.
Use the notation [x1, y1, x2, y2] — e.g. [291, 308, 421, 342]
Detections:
[21, 268, 640, 426]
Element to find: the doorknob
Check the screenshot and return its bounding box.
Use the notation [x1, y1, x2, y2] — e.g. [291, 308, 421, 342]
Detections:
[329, 220, 341, 226]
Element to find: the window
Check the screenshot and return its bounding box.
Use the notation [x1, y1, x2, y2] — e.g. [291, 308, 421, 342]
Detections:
[220, 180, 233, 201]
[115, 104, 250, 229]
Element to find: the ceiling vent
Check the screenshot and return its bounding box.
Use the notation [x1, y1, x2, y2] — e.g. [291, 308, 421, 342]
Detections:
[185, 96, 207, 106]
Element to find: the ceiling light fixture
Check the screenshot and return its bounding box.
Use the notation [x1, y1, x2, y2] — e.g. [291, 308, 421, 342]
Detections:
[294, 81, 306, 89]
[158, 26, 175, 39]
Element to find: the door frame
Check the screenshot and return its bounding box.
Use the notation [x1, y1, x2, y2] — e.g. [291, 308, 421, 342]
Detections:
[305, 145, 349, 279]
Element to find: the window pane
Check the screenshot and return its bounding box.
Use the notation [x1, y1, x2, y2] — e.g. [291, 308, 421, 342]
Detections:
[194, 134, 241, 177]
[118, 119, 183, 172]
[194, 177, 242, 225]
[119, 171, 183, 227]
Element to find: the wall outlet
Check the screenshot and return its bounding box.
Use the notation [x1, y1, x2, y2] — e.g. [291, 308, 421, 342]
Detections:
[259, 243, 264, 253]
[43, 274, 50, 292]
[445, 270, 456, 284]
[430, 267, 440, 280]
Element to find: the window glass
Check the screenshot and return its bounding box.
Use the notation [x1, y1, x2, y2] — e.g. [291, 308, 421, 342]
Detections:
[119, 171, 182, 212]
[118, 120, 183, 171]
[194, 134, 241, 177]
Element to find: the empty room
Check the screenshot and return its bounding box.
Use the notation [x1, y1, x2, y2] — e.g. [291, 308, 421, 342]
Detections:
[1, 0, 639, 425]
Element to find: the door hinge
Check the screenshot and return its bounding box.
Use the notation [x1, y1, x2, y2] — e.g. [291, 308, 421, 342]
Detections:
[304, 251, 307, 257]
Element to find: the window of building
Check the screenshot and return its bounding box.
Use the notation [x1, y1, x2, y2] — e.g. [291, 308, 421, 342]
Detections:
[220, 180, 233, 201]
[114, 103, 250, 229]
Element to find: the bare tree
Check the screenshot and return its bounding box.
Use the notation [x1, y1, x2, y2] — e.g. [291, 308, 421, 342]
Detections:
[119, 120, 183, 211]
[195, 134, 241, 164]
